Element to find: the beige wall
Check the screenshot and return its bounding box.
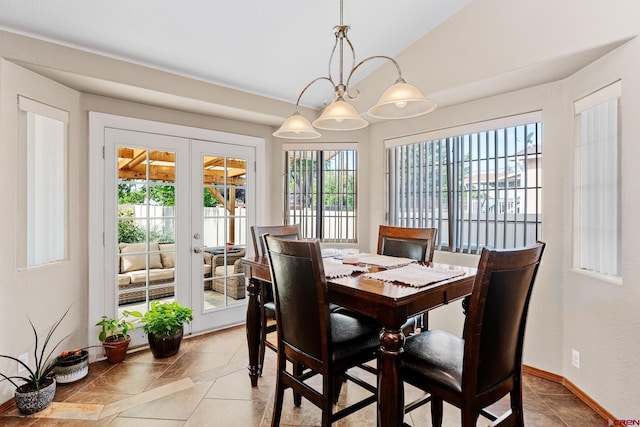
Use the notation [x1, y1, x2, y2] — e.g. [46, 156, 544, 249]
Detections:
[367, 38, 640, 418]
[0, 59, 86, 403]
[0, 56, 279, 405]
[563, 37, 640, 417]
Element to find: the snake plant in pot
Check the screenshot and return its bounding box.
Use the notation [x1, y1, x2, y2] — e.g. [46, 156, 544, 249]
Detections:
[141, 301, 193, 359]
[0, 307, 73, 415]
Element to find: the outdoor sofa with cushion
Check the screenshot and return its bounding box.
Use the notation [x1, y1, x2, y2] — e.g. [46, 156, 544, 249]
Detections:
[117, 243, 246, 305]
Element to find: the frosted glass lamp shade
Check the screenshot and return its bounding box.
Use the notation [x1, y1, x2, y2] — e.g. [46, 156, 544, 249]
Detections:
[272, 112, 321, 139]
[312, 97, 369, 131]
[367, 81, 437, 119]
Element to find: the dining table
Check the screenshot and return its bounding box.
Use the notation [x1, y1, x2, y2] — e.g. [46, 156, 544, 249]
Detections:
[240, 254, 476, 427]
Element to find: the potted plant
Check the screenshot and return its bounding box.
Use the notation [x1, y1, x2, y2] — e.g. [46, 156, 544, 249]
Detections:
[141, 301, 193, 359]
[0, 308, 73, 415]
[53, 348, 90, 384]
[96, 310, 142, 363]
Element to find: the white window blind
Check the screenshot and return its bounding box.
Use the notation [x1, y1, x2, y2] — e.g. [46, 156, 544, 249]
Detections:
[574, 82, 621, 277]
[18, 96, 68, 267]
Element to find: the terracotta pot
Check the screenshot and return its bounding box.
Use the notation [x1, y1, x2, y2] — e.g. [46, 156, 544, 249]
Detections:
[147, 327, 183, 359]
[15, 377, 56, 415]
[103, 335, 131, 363]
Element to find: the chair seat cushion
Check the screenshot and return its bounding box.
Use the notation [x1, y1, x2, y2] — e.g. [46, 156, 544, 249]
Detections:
[401, 329, 464, 394]
[128, 268, 175, 284]
[264, 301, 276, 316]
[330, 311, 380, 362]
[265, 302, 340, 316]
[214, 265, 235, 276]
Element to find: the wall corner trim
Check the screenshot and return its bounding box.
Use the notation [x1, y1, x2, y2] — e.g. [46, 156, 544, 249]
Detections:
[523, 365, 615, 422]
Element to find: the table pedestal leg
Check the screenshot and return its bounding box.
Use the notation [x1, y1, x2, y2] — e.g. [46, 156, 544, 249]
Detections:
[378, 327, 405, 426]
[246, 277, 261, 386]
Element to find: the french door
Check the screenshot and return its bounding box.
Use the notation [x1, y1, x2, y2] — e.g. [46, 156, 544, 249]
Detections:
[102, 127, 254, 347]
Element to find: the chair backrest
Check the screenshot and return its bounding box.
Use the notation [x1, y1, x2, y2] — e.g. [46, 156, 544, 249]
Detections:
[250, 224, 301, 257]
[377, 225, 437, 263]
[263, 235, 330, 371]
[462, 241, 545, 398]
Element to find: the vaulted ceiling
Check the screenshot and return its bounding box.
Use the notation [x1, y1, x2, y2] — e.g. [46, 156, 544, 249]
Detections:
[0, 0, 638, 127]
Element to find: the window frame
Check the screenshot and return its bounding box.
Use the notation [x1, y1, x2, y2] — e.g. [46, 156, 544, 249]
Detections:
[283, 143, 358, 243]
[17, 96, 69, 268]
[385, 112, 542, 254]
[573, 81, 622, 281]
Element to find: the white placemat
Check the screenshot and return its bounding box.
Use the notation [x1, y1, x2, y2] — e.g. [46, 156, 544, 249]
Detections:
[363, 263, 465, 287]
[322, 261, 369, 279]
[357, 253, 416, 268]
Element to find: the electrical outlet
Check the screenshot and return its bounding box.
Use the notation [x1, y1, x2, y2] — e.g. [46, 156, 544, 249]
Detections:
[571, 349, 580, 369]
[17, 353, 28, 373]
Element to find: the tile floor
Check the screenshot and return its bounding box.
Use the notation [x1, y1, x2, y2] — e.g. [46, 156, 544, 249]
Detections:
[0, 325, 606, 426]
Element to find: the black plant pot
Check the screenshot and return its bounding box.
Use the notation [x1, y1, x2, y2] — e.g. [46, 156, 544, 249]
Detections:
[54, 350, 89, 383]
[15, 377, 56, 415]
[147, 327, 183, 359]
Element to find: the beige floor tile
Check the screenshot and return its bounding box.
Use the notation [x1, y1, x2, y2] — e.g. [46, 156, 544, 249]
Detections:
[0, 326, 606, 426]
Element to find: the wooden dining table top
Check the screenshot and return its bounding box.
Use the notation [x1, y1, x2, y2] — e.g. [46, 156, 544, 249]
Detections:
[243, 255, 476, 324]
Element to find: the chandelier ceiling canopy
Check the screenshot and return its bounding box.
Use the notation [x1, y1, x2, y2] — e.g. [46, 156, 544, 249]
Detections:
[273, 0, 437, 140]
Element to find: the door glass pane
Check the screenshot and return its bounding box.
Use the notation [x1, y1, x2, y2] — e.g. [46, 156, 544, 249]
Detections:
[117, 147, 177, 315]
[203, 155, 248, 310]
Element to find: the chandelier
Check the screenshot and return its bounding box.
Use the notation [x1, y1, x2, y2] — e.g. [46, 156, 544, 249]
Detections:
[273, 0, 437, 140]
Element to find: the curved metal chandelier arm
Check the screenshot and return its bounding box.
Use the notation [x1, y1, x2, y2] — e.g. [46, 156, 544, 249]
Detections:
[294, 76, 335, 108]
[345, 55, 404, 100]
[328, 25, 357, 96]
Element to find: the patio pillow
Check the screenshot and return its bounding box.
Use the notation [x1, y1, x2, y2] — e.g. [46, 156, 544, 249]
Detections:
[159, 243, 175, 269]
[120, 242, 162, 273]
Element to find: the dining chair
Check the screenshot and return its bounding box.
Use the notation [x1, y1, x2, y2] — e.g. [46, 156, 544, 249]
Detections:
[400, 241, 546, 427]
[263, 235, 379, 426]
[377, 225, 437, 333]
[250, 225, 301, 373]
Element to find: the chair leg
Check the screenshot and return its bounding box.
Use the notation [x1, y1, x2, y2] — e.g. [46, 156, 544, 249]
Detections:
[461, 410, 479, 427]
[511, 379, 525, 426]
[271, 370, 286, 427]
[293, 362, 304, 407]
[258, 319, 267, 375]
[323, 374, 334, 427]
[431, 398, 443, 427]
[332, 373, 346, 404]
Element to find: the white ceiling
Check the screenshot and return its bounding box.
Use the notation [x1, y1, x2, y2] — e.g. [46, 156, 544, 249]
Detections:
[0, 0, 469, 109]
[0, 0, 637, 127]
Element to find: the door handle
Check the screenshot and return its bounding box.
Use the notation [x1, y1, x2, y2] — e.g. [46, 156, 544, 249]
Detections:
[193, 247, 202, 254]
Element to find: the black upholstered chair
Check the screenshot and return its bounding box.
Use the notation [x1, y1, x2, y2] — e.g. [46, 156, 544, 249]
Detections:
[264, 235, 379, 426]
[401, 242, 546, 427]
[250, 225, 301, 373]
[377, 225, 437, 333]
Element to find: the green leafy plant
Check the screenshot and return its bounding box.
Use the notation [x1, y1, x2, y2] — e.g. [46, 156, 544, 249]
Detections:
[0, 307, 73, 391]
[117, 209, 146, 244]
[96, 310, 142, 343]
[141, 301, 193, 338]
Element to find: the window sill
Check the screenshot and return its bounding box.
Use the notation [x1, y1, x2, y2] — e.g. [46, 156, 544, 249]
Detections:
[570, 268, 622, 286]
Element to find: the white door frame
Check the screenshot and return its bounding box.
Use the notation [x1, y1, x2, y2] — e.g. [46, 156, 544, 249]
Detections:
[88, 112, 265, 361]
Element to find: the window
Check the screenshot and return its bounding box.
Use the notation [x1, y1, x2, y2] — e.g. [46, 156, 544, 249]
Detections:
[386, 113, 542, 253]
[18, 96, 68, 267]
[284, 144, 357, 242]
[574, 81, 621, 277]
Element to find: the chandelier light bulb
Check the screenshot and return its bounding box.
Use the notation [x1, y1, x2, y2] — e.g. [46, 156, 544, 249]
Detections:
[272, 112, 321, 139]
[312, 97, 369, 131]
